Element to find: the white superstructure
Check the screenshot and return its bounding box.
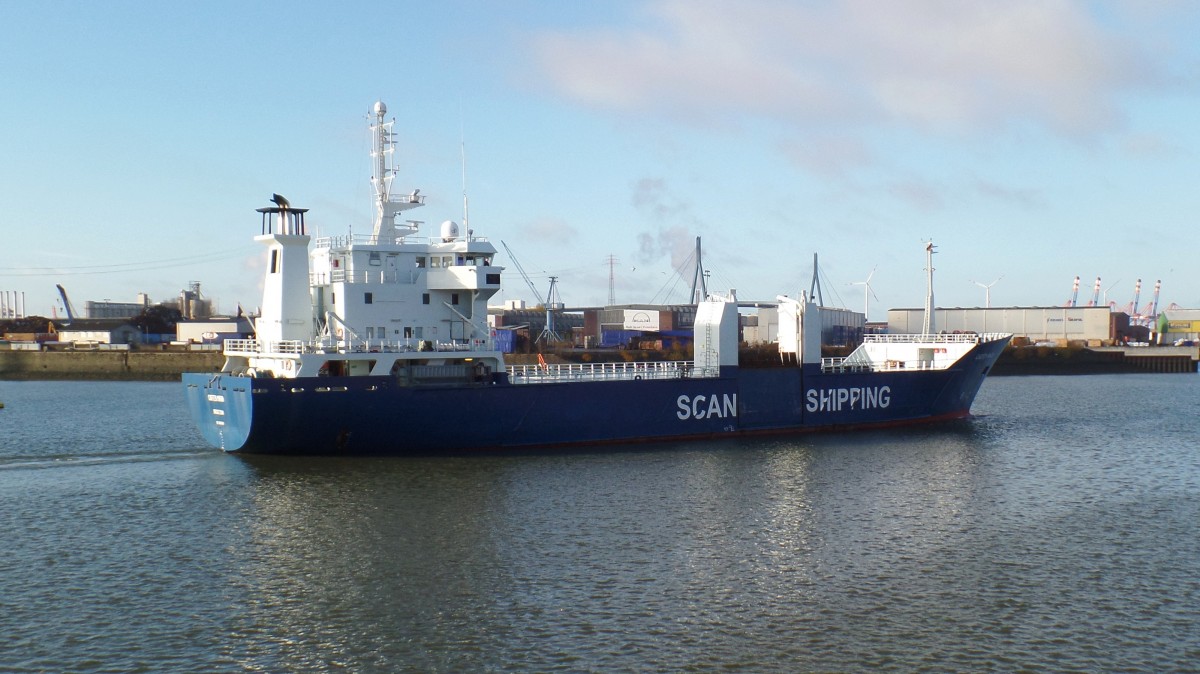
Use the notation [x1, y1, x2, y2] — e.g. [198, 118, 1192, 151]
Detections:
[223, 101, 506, 381]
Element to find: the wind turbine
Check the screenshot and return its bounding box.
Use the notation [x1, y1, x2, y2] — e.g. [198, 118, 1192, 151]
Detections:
[850, 266, 878, 321]
[1103, 278, 1121, 308]
[971, 276, 1003, 308]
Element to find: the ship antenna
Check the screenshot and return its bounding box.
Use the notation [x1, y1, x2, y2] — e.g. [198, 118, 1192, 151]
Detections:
[460, 101, 469, 233]
[461, 133, 469, 232]
[922, 239, 937, 335]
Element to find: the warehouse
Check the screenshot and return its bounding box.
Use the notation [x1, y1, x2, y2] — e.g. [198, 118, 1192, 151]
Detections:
[1158, 309, 1200, 344]
[887, 307, 1132, 345]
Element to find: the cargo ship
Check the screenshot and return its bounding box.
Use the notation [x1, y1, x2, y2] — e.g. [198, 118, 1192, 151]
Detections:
[182, 102, 1011, 455]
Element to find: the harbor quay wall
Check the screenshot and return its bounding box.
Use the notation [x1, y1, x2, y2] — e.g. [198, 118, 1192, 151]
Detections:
[0, 350, 224, 381]
[990, 345, 1197, 375]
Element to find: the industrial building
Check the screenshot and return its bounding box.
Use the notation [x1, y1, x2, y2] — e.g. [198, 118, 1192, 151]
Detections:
[1159, 309, 1200, 344]
[743, 304, 864, 346]
[887, 306, 1134, 345]
[85, 294, 151, 319]
[586, 305, 696, 348]
[490, 304, 692, 350]
[55, 319, 142, 345]
[176, 316, 255, 344]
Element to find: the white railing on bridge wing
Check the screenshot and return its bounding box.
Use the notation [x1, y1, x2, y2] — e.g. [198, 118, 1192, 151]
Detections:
[224, 337, 495, 356]
[223, 339, 306, 355]
[506, 360, 716, 384]
[314, 233, 493, 248]
[311, 270, 414, 285]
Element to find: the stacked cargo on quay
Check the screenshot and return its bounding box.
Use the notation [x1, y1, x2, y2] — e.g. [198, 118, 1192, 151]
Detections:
[182, 102, 1011, 455]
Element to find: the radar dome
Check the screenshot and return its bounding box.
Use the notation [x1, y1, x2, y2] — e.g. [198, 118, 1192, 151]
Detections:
[373, 101, 387, 116]
[440, 220, 461, 242]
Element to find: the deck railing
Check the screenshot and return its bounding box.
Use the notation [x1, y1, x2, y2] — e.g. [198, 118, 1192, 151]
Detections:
[507, 360, 716, 384]
[822, 332, 1009, 373]
[862, 332, 1009, 344]
[820, 357, 946, 373]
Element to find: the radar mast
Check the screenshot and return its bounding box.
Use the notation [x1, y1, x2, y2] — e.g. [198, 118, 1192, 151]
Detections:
[369, 101, 424, 242]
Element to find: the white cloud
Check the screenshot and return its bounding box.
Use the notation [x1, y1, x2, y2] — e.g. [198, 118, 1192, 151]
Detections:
[974, 179, 1047, 210]
[532, 0, 1165, 137]
[778, 135, 874, 179]
[1120, 132, 1185, 159]
[520, 217, 579, 247]
[888, 179, 943, 212]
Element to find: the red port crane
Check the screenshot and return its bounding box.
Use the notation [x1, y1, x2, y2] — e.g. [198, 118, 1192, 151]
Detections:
[1086, 277, 1101, 307]
[1065, 275, 1080, 307]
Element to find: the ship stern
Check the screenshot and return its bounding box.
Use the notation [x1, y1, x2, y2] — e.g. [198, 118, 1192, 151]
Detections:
[182, 373, 253, 452]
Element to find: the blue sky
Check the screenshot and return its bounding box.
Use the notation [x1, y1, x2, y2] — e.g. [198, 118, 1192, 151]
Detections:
[2, 0, 1198, 321]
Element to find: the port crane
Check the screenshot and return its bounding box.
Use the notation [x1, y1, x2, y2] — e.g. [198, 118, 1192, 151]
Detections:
[1065, 276, 1080, 307]
[55, 284, 78, 325]
[1138, 279, 1161, 326]
[1125, 279, 1143, 316]
[500, 241, 563, 344]
[1086, 277, 1102, 307]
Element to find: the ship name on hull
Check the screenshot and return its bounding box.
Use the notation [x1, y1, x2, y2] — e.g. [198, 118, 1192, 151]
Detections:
[676, 393, 738, 420]
[806, 385, 891, 413]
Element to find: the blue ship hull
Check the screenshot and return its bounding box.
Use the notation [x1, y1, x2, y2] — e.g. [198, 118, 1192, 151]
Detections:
[183, 338, 1006, 455]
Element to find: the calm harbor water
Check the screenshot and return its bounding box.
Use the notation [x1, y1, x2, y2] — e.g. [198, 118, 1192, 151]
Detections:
[1, 375, 1198, 672]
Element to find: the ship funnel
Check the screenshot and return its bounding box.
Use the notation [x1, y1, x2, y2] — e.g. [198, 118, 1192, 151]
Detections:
[255, 198, 313, 344]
